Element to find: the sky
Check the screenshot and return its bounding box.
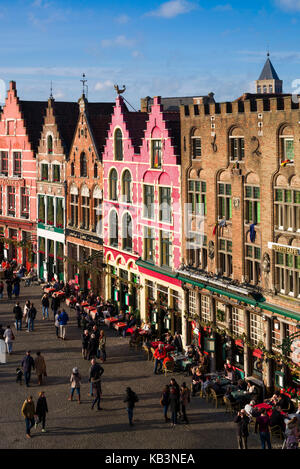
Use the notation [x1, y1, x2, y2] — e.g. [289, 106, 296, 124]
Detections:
[0, 0, 300, 107]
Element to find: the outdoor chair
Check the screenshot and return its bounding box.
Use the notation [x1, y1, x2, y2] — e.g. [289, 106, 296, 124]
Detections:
[142, 344, 151, 360]
[270, 425, 284, 441]
[134, 335, 143, 351]
[209, 389, 224, 408]
[248, 417, 256, 433]
[163, 360, 175, 376]
[150, 347, 156, 361]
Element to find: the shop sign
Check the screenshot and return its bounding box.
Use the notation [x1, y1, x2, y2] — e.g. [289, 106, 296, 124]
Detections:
[204, 337, 215, 353]
[268, 242, 300, 256]
[291, 339, 300, 365]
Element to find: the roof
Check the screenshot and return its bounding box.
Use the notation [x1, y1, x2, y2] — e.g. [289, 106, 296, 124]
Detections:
[123, 111, 148, 153]
[258, 57, 280, 81]
[19, 100, 48, 153]
[87, 102, 115, 155]
[235, 92, 291, 102]
[143, 95, 215, 112]
[51, 101, 79, 153]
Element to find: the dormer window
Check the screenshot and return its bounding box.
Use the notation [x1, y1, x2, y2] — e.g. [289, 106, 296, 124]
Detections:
[114, 128, 123, 161]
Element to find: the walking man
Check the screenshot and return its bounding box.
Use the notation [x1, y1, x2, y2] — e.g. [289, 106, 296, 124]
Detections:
[58, 309, 69, 340]
[34, 351, 47, 386]
[41, 293, 49, 320]
[124, 387, 139, 427]
[21, 350, 35, 387]
[27, 303, 37, 332]
[13, 302, 23, 331]
[234, 409, 250, 449]
[89, 358, 104, 410]
[21, 395, 36, 439]
[35, 391, 48, 433]
[255, 408, 272, 449]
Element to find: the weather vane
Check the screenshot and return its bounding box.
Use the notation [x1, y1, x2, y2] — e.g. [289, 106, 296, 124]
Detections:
[81, 73, 88, 97]
[50, 81, 53, 99]
[114, 84, 126, 95]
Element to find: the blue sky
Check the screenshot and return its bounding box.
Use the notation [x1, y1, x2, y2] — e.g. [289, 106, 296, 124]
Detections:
[0, 0, 300, 106]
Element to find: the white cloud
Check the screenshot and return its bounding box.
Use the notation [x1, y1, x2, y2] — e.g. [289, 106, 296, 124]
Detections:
[115, 14, 130, 24]
[101, 35, 136, 48]
[275, 0, 300, 11]
[95, 80, 114, 91]
[146, 0, 197, 18]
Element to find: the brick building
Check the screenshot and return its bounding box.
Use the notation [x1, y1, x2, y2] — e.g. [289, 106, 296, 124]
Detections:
[0, 81, 47, 271]
[36, 96, 78, 281]
[178, 59, 300, 392]
[65, 93, 114, 294]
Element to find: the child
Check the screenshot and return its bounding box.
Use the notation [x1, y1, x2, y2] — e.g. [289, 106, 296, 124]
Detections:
[16, 367, 23, 385]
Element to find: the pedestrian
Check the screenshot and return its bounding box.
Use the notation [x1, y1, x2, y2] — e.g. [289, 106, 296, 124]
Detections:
[0, 280, 4, 298]
[87, 333, 98, 361]
[58, 309, 69, 340]
[27, 303, 37, 332]
[3, 325, 14, 354]
[169, 386, 180, 428]
[160, 385, 170, 422]
[255, 408, 272, 449]
[180, 382, 190, 424]
[6, 279, 13, 299]
[124, 387, 139, 426]
[68, 367, 82, 404]
[35, 351, 47, 386]
[81, 329, 89, 359]
[23, 300, 31, 326]
[153, 343, 166, 374]
[13, 302, 23, 331]
[54, 311, 60, 338]
[21, 395, 36, 439]
[41, 293, 49, 320]
[75, 302, 81, 328]
[21, 350, 35, 387]
[234, 409, 250, 449]
[51, 295, 60, 321]
[34, 391, 48, 433]
[285, 417, 300, 449]
[98, 329, 107, 362]
[89, 358, 104, 410]
[13, 276, 20, 298]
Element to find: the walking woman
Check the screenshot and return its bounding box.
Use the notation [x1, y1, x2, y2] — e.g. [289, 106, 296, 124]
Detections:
[180, 382, 191, 424]
[68, 367, 81, 404]
[35, 391, 48, 433]
[160, 385, 170, 423]
[3, 325, 14, 355]
[98, 329, 106, 362]
[124, 387, 139, 426]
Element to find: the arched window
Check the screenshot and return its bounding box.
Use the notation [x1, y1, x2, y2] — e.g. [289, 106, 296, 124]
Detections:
[114, 128, 123, 161]
[71, 162, 75, 177]
[93, 186, 102, 235]
[191, 128, 201, 159]
[279, 125, 294, 164]
[122, 213, 132, 252]
[229, 127, 244, 161]
[80, 152, 87, 177]
[47, 135, 53, 154]
[109, 210, 118, 247]
[122, 170, 132, 203]
[109, 169, 118, 201]
[94, 163, 98, 179]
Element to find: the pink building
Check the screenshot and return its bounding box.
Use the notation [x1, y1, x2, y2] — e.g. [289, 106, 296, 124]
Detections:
[103, 95, 184, 338]
[0, 81, 47, 271]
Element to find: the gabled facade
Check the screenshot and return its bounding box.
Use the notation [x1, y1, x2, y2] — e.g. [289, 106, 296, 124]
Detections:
[0, 81, 47, 271]
[65, 94, 114, 294]
[36, 97, 78, 281]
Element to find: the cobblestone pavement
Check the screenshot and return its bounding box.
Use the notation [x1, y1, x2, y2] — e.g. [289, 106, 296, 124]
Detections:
[0, 285, 282, 450]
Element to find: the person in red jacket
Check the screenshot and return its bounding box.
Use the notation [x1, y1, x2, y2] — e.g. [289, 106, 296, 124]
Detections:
[153, 344, 166, 374]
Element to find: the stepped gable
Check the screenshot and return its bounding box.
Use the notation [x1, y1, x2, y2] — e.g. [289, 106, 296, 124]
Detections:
[123, 111, 148, 153]
[52, 101, 79, 153]
[86, 102, 115, 156]
[18, 100, 48, 153]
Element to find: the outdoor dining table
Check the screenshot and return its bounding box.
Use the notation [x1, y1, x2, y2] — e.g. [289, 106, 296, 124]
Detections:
[113, 321, 127, 331]
[150, 341, 164, 349]
[81, 301, 89, 307]
[44, 287, 55, 294]
[89, 309, 97, 320]
[231, 390, 252, 402]
[65, 297, 76, 306]
[104, 317, 118, 327]
[254, 402, 287, 417]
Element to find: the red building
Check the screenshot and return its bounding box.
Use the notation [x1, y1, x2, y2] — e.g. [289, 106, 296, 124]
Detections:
[0, 81, 47, 271]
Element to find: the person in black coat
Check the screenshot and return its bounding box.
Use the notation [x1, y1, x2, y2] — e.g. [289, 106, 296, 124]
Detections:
[160, 385, 170, 422]
[124, 387, 139, 426]
[51, 296, 60, 321]
[269, 405, 286, 433]
[87, 334, 98, 361]
[6, 279, 13, 299]
[234, 409, 250, 449]
[21, 351, 35, 387]
[169, 386, 180, 427]
[35, 391, 48, 432]
[173, 332, 183, 353]
[13, 302, 23, 331]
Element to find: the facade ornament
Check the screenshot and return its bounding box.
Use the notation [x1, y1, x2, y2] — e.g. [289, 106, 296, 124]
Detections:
[211, 134, 217, 153]
[208, 240, 215, 259]
[251, 136, 262, 156]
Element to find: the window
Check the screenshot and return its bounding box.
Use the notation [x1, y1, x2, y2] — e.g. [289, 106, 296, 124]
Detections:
[188, 180, 206, 216]
[109, 211, 118, 247]
[122, 213, 132, 252]
[159, 187, 172, 223]
[93, 197, 102, 234]
[200, 295, 210, 323]
[56, 198, 64, 228]
[94, 163, 98, 179]
[144, 226, 155, 262]
[13, 152, 21, 177]
[81, 196, 90, 230]
[257, 85, 261, 93]
[191, 130, 201, 159]
[143, 185, 155, 219]
[160, 230, 172, 268]
[274, 187, 300, 232]
[38, 195, 45, 223]
[70, 194, 78, 227]
[232, 307, 244, 336]
[272, 321, 281, 349]
[219, 238, 232, 277]
[245, 185, 260, 224]
[151, 140, 162, 169]
[7, 186, 16, 216]
[263, 85, 267, 93]
[230, 136, 244, 161]
[280, 126, 294, 163]
[0, 151, 8, 176]
[71, 162, 75, 177]
[250, 313, 264, 346]
[122, 170, 132, 203]
[114, 129, 123, 161]
[52, 164, 60, 182]
[269, 85, 273, 93]
[218, 182, 232, 220]
[187, 234, 207, 269]
[109, 169, 118, 201]
[41, 164, 49, 181]
[47, 197, 54, 225]
[275, 251, 300, 298]
[188, 290, 197, 316]
[80, 152, 87, 177]
[47, 135, 53, 154]
[20, 188, 29, 219]
[245, 245, 261, 285]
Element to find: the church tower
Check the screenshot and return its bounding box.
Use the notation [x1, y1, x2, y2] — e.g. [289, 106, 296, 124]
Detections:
[255, 53, 283, 94]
